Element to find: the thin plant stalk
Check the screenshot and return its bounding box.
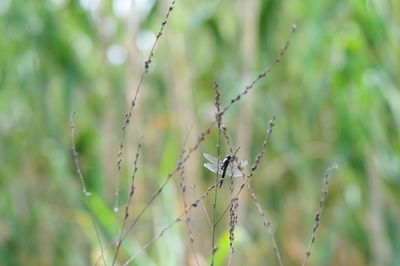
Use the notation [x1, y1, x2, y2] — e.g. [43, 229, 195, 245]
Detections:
[122, 182, 221, 265]
[178, 129, 200, 266]
[302, 163, 338, 266]
[113, 0, 177, 244]
[70, 113, 107, 266]
[112, 140, 142, 266]
[210, 81, 223, 266]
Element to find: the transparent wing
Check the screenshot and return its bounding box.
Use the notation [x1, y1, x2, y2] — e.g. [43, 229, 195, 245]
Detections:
[232, 159, 248, 167]
[225, 164, 245, 177]
[225, 159, 248, 177]
[204, 163, 247, 177]
[204, 162, 224, 175]
[203, 153, 222, 165]
[204, 153, 247, 167]
[204, 162, 241, 177]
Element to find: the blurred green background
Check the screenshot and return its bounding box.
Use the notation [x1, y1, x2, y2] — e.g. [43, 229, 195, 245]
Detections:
[1, 0, 399, 265]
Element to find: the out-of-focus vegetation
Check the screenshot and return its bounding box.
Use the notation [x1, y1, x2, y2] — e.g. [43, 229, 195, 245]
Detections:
[1, 0, 399, 265]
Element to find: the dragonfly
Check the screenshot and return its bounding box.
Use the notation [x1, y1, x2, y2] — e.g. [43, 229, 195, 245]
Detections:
[203, 153, 248, 188]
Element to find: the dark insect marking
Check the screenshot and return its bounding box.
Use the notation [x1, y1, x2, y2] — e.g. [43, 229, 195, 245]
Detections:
[219, 155, 232, 188]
